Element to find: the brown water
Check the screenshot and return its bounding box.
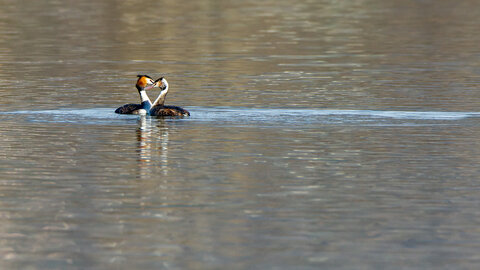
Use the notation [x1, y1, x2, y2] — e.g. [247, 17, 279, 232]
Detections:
[1, 0, 480, 269]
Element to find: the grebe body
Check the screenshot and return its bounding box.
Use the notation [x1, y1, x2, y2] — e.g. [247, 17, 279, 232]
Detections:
[150, 105, 190, 116]
[115, 102, 150, 115]
[149, 77, 190, 117]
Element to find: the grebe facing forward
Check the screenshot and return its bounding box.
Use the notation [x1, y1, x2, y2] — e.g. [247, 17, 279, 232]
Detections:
[149, 77, 190, 117]
[115, 75, 156, 115]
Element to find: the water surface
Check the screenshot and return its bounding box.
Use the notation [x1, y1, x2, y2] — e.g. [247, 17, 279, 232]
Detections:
[1, 0, 480, 269]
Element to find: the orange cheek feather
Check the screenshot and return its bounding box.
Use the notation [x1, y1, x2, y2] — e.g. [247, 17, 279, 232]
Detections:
[137, 77, 147, 88]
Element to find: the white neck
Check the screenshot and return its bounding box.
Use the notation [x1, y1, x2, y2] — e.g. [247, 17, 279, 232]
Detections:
[139, 90, 151, 105]
[152, 80, 169, 107]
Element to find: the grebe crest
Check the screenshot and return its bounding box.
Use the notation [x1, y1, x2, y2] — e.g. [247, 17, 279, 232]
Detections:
[136, 75, 155, 91]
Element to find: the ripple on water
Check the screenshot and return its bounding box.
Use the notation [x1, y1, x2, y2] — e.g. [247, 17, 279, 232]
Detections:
[1, 107, 480, 127]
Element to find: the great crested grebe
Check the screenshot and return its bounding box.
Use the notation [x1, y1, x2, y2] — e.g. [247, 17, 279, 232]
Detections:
[115, 75, 156, 115]
[149, 77, 190, 117]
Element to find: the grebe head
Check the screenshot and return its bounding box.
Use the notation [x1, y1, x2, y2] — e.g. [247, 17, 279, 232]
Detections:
[150, 77, 168, 91]
[136, 75, 155, 91]
[159, 77, 168, 90]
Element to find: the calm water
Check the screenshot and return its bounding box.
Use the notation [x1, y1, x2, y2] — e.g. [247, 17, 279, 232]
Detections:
[1, 0, 480, 269]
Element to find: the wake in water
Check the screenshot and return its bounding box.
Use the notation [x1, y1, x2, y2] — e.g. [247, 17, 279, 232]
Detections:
[1, 107, 480, 126]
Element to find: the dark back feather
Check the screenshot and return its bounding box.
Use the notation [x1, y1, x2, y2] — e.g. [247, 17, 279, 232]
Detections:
[115, 103, 142, 114]
[150, 105, 190, 117]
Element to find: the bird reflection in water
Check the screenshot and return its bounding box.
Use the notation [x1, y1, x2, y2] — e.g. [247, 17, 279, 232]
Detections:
[136, 115, 169, 179]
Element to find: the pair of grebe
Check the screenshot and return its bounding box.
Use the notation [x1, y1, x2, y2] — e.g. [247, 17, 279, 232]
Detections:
[115, 75, 190, 117]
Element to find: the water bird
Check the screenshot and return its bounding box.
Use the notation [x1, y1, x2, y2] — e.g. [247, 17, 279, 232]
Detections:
[149, 77, 190, 117]
[115, 75, 156, 115]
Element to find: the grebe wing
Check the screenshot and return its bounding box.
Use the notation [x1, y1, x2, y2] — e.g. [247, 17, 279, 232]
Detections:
[150, 105, 190, 116]
[115, 103, 143, 114]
